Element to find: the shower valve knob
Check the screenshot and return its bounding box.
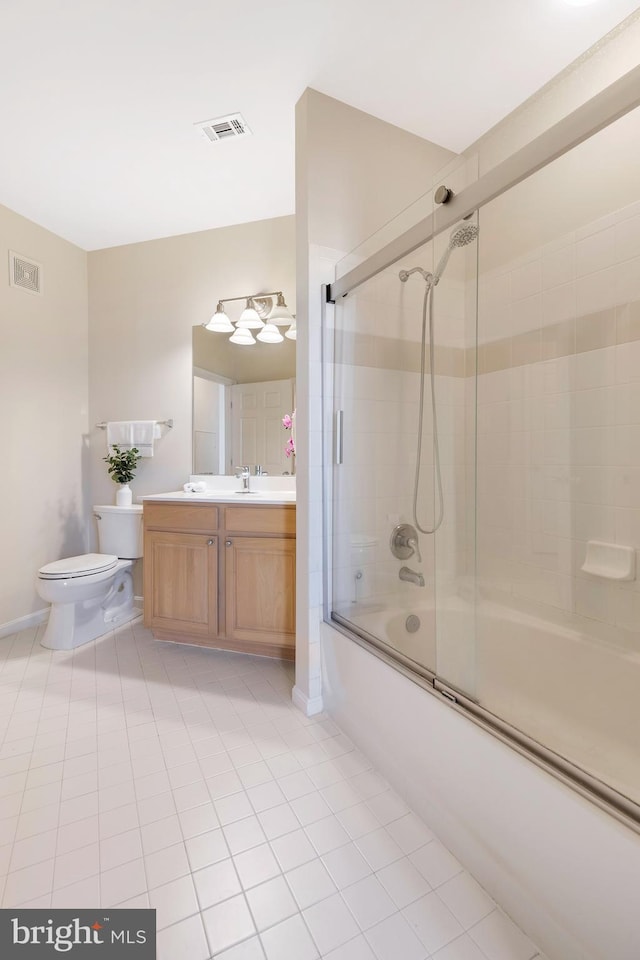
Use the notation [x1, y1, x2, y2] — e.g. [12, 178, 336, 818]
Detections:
[390, 523, 422, 562]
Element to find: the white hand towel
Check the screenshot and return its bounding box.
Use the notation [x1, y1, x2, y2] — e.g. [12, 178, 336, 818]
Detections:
[106, 421, 134, 453]
[183, 482, 207, 493]
[131, 421, 156, 457]
[106, 420, 159, 456]
[131, 421, 156, 446]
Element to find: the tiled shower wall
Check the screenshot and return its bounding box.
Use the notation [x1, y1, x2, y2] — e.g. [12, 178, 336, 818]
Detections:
[476, 199, 640, 648]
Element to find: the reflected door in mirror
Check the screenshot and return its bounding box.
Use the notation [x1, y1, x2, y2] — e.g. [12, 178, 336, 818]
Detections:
[231, 379, 294, 475]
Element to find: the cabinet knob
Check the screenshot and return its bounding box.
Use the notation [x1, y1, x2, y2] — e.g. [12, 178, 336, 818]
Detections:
[207, 539, 215, 546]
[225, 540, 232, 546]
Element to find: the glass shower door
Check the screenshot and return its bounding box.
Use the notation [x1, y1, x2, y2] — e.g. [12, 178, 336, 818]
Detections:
[327, 156, 480, 688]
[329, 232, 439, 678]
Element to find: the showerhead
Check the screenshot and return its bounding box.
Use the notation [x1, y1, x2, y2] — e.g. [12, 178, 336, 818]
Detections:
[433, 221, 479, 283]
[449, 223, 479, 248]
[398, 223, 478, 286]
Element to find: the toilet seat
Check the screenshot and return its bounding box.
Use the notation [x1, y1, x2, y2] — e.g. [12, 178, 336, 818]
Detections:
[38, 553, 118, 580]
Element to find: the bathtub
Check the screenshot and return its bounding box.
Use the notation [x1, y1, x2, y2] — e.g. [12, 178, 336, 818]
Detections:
[322, 606, 640, 960]
[347, 593, 640, 812]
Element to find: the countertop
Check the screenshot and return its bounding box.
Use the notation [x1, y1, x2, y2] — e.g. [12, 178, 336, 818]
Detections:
[141, 490, 296, 505]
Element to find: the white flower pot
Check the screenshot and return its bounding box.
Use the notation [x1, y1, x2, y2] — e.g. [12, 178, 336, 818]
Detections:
[116, 484, 133, 507]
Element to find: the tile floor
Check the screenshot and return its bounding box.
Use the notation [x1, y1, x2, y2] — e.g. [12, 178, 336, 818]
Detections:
[0, 617, 547, 960]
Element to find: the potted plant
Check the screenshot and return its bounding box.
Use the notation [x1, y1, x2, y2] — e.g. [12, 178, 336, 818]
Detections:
[103, 444, 142, 506]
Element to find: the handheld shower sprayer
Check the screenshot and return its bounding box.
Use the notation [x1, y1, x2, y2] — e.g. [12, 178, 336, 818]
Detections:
[398, 223, 478, 287]
[399, 220, 478, 535]
[432, 222, 479, 284]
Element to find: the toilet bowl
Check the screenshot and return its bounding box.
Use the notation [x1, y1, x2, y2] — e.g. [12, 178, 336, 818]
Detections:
[36, 505, 143, 650]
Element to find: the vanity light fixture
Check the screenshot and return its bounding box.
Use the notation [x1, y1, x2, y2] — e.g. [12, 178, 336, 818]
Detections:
[205, 302, 234, 333]
[269, 292, 294, 327]
[257, 321, 284, 344]
[229, 326, 256, 346]
[235, 298, 263, 330]
[204, 290, 295, 345]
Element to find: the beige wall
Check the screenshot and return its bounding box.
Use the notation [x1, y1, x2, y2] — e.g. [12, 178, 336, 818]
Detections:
[0, 204, 88, 629]
[88, 215, 295, 510]
[302, 90, 455, 255]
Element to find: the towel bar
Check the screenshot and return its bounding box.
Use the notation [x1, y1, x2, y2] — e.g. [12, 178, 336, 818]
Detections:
[96, 419, 173, 430]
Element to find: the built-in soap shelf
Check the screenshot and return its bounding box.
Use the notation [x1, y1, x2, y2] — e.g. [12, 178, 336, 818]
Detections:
[581, 541, 636, 581]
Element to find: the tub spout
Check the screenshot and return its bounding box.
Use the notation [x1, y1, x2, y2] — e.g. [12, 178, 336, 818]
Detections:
[399, 566, 425, 587]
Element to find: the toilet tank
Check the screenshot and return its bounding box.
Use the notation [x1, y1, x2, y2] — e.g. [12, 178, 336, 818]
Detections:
[93, 505, 143, 559]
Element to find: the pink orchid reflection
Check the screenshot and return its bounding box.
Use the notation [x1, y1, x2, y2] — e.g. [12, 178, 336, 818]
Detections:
[282, 410, 296, 457]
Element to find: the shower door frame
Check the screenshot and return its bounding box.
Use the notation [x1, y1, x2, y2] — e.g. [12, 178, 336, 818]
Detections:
[323, 60, 640, 835]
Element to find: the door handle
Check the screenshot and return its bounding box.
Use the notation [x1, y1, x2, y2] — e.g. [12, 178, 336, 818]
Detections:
[207, 539, 215, 546]
[225, 540, 232, 546]
[335, 409, 344, 465]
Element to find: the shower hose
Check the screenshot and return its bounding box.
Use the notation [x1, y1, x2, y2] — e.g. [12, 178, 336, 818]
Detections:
[413, 281, 444, 535]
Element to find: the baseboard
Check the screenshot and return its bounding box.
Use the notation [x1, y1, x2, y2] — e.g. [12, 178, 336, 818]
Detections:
[0, 608, 48, 640]
[292, 685, 324, 717]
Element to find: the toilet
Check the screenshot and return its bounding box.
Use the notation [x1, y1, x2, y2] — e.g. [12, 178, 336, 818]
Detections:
[36, 504, 143, 650]
[350, 534, 378, 603]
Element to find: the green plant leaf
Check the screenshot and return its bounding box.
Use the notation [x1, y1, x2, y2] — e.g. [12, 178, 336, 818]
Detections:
[103, 444, 142, 485]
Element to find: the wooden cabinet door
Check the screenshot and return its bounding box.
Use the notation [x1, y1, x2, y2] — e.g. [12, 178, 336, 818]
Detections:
[144, 530, 218, 637]
[225, 536, 295, 655]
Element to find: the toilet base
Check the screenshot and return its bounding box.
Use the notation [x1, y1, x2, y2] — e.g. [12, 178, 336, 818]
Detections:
[40, 567, 139, 650]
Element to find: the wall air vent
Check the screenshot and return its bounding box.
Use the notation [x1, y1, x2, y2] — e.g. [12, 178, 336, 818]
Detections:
[195, 113, 252, 143]
[9, 251, 42, 295]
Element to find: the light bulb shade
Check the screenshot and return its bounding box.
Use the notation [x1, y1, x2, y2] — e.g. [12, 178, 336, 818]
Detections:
[229, 327, 256, 346]
[257, 322, 284, 344]
[285, 318, 296, 340]
[269, 292, 294, 326]
[205, 303, 234, 332]
[236, 298, 264, 330]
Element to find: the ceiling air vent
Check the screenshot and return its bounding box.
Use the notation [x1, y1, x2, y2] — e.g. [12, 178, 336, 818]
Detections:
[9, 251, 42, 295]
[195, 113, 252, 143]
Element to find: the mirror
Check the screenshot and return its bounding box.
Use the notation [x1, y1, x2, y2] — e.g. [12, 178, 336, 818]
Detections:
[192, 324, 295, 476]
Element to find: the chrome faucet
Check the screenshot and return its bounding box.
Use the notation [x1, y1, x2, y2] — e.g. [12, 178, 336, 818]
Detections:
[254, 465, 268, 476]
[399, 566, 425, 587]
[235, 465, 251, 493]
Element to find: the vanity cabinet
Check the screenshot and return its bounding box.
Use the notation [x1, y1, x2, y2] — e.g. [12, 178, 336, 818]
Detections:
[143, 501, 295, 659]
[144, 504, 219, 639]
[224, 504, 296, 651]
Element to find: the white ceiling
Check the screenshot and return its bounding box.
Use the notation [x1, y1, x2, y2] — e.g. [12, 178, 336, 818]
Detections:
[0, 0, 637, 250]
